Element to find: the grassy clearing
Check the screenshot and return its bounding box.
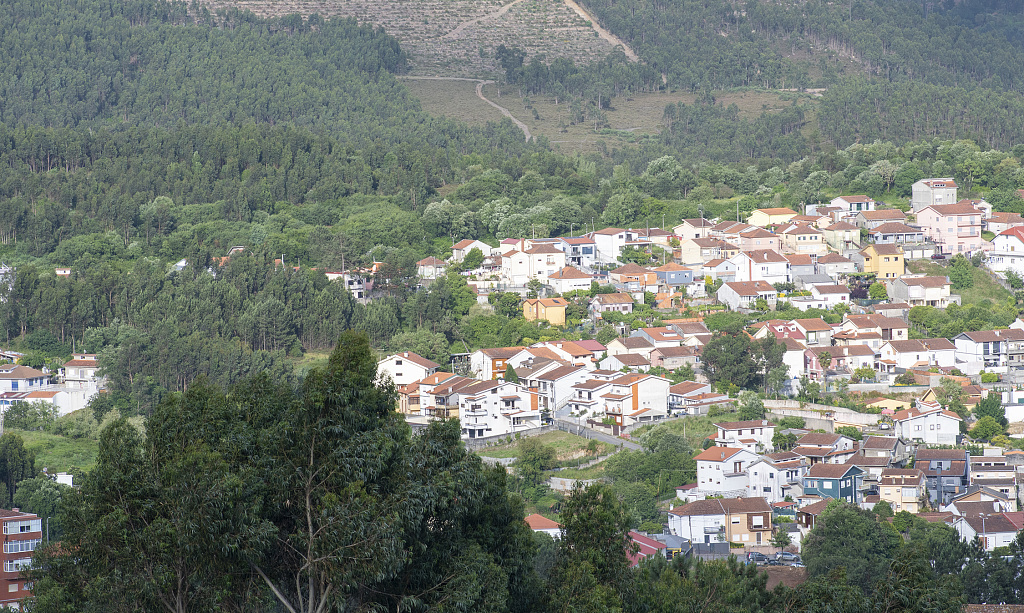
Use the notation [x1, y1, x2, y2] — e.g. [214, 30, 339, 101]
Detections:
[632, 412, 731, 451]
[404, 78, 507, 125]
[475, 430, 614, 461]
[908, 260, 1012, 305]
[13, 429, 98, 473]
[550, 460, 608, 480]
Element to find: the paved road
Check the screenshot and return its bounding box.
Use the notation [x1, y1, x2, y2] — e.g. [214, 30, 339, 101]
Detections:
[555, 419, 642, 450]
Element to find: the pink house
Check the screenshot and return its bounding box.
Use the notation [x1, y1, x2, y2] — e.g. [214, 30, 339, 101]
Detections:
[736, 228, 780, 252]
[916, 203, 983, 255]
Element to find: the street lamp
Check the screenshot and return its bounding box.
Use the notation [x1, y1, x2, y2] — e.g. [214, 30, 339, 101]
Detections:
[46, 516, 51, 544]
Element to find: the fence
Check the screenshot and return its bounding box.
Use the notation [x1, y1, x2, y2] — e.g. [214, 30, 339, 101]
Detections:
[547, 477, 599, 493]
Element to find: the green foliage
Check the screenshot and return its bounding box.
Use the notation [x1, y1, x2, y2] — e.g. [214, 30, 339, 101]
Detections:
[771, 529, 792, 549]
[894, 372, 918, 386]
[970, 415, 1005, 441]
[872, 501, 894, 519]
[505, 363, 520, 383]
[737, 391, 765, 421]
[836, 426, 863, 441]
[980, 371, 1001, 383]
[853, 366, 876, 383]
[12, 476, 68, 539]
[517, 436, 556, 491]
[1007, 270, 1024, 290]
[975, 392, 1007, 426]
[949, 255, 974, 291]
[868, 282, 889, 300]
[33, 333, 538, 613]
[777, 416, 806, 430]
[803, 501, 902, 593]
[462, 247, 485, 270]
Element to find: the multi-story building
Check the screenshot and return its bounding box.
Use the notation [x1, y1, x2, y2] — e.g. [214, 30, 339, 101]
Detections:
[892, 401, 962, 446]
[952, 328, 1024, 375]
[693, 447, 760, 499]
[469, 347, 526, 380]
[916, 448, 970, 507]
[877, 468, 926, 513]
[668, 497, 773, 547]
[0, 508, 42, 610]
[0, 365, 49, 394]
[986, 226, 1024, 277]
[523, 298, 568, 325]
[748, 208, 798, 227]
[746, 453, 809, 503]
[712, 419, 775, 452]
[858, 243, 905, 279]
[729, 250, 791, 285]
[58, 354, 101, 391]
[777, 223, 827, 255]
[716, 281, 778, 311]
[457, 380, 542, 439]
[589, 293, 634, 319]
[856, 209, 908, 230]
[829, 195, 876, 215]
[802, 463, 864, 504]
[916, 202, 983, 255]
[912, 178, 958, 212]
[868, 222, 925, 245]
[888, 276, 957, 308]
[822, 221, 861, 251]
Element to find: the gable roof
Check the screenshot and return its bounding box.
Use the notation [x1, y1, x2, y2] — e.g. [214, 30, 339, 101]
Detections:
[884, 338, 955, 352]
[793, 318, 831, 332]
[381, 352, 441, 370]
[612, 353, 650, 366]
[549, 266, 592, 280]
[714, 419, 772, 430]
[742, 250, 788, 264]
[824, 222, 859, 231]
[859, 209, 907, 221]
[754, 208, 798, 216]
[721, 280, 775, 295]
[869, 222, 922, 234]
[860, 436, 899, 450]
[593, 293, 634, 305]
[669, 496, 771, 517]
[453, 239, 482, 250]
[610, 263, 653, 275]
[924, 203, 980, 216]
[694, 447, 748, 462]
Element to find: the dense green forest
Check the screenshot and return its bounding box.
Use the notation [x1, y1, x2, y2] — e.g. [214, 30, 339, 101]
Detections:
[2, 0, 1024, 414]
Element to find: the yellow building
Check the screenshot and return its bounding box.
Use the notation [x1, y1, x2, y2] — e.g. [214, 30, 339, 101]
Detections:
[747, 207, 798, 227]
[523, 297, 568, 325]
[878, 469, 926, 513]
[859, 243, 905, 279]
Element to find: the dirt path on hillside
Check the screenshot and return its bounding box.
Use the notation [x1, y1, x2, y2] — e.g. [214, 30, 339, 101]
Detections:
[563, 0, 639, 62]
[442, 0, 530, 40]
[400, 76, 532, 141]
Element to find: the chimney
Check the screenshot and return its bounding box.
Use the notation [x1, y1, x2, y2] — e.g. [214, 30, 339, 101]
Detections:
[404, 352, 409, 357]
[720, 452, 725, 460]
[11, 508, 18, 513]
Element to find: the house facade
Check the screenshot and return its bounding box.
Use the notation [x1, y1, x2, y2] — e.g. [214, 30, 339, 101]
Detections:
[668, 497, 773, 546]
[859, 243, 904, 279]
[457, 380, 542, 439]
[802, 463, 864, 504]
[717, 281, 778, 310]
[523, 298, 568, 325]
[916, 203, 983, 255]
[888, 276, 957, 308]
[694, 447, 760, 498]
[911, 178, 958, 212]
[892, 401, 961, 445]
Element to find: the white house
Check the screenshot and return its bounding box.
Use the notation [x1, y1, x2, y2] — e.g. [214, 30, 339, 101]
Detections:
[717, 280, 778, 310]
[729, 250, 790, 285]
[888, 276, 958, 309]
[877, 339, 955, 372]
[892, 401, 961, 445]
[547, 266, 593, 294]
[986, 226, 1024, 276]
[668, 497, 773, 546]
[790, 284, 850, 311]
[952, 513, 1018, 552]
[911, 178, 958, 212]
[693, 446, 760, 499]
[524, 514, 561, 538]
[590, 228, 641, 264]
[417, 257, 448, 279]
[952, 328, 1024, 376]
[830, 195, 876, 215]
[746, 454, 810, 504]
[0, 365, 50, 393]
[59, 354, 102, 391]
[450, 239, 494, 263]
[457, 379, 542, 439]
[712, 419, 775, 452]
[376, 352, 441, 387]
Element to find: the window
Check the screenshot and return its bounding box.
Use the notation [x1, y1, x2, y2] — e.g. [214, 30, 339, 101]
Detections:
[752, 515, 764, 527]
[3, 559, 31, 573]
[915, 425, 922, 431]
[7, 585, 16, 593]
[3, 519, 40, 535]
[4, 539, 39, 554]
[394, 360, 402, 366]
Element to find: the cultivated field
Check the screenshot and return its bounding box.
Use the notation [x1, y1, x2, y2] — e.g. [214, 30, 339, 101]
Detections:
[203, 0, 620, 77]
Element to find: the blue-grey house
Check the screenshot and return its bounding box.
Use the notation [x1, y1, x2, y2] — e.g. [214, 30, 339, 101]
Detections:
[802, 463, 864, 504]
[653, 263, 694, 286]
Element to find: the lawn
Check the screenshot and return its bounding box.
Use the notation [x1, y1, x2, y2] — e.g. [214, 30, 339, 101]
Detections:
[475, 430, 614, 462]
[12, 429, 99, 473]
[907, 260, 1012, 305]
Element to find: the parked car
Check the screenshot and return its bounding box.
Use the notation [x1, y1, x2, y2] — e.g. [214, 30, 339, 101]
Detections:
[748, 552, 768, 564]
[776, 552, 801, 563]
[765, 559, 783, 566]
[878, 423, 891, 430]
[931, 253, 947, 260]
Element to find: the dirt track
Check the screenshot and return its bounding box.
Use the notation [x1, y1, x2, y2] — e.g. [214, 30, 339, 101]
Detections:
[399, 76, 532, 141]
[563, 0, 639, 62]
